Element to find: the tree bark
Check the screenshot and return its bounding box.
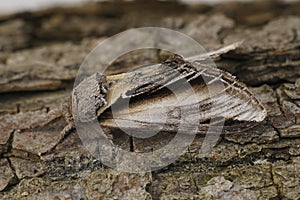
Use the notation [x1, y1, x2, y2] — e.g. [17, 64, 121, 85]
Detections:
[0, 1, 300, 199]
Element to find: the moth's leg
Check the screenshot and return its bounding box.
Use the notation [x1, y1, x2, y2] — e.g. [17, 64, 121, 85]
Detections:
[58, 97, 76, 140]
[60, 122, 75, 140]
[39, 100, 74, 155]
[42, 121, 75, 155]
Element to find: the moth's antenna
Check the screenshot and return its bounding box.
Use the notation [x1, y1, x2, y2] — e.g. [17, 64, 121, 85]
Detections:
[187, 40, 244, 62]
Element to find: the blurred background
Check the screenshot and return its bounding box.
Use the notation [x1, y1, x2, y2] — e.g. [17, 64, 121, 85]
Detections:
[1, 0, 300, 52]
[0, 0, 298, 14]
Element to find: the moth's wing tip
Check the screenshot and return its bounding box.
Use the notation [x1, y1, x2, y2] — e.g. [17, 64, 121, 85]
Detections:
[257, 106, 268, 122]
[248, 106, 268, 123]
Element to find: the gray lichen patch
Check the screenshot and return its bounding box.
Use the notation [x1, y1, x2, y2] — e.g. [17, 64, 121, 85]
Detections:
[41, 131, 104, 180]
[9, 177, 75, 199]
[81, 169, 152, 199]
[272, 161, 300, 199]
[0, 169, 152, 199]
[221, 164, 273, 189]
[149, 165, 278, 200]
[224, 123, 279, 144]
[149, 172, 199, 199]
[196, 176, 278, 199]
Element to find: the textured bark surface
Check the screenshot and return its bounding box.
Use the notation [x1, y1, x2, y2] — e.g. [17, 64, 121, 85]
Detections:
[0, 1, 300, 199]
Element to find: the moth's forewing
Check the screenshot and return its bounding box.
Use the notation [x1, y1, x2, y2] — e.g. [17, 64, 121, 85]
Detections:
[99, 56, 267, 134]
[97, 55, 200, 115]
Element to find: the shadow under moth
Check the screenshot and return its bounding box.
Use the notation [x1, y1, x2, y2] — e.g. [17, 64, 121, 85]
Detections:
[71, 42, 267, 139]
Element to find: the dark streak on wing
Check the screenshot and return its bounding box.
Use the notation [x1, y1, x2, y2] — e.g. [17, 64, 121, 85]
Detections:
[121, 54, 200, 98]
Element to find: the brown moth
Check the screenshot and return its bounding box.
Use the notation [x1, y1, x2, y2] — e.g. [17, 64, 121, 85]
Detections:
[71, 42, 267, 138]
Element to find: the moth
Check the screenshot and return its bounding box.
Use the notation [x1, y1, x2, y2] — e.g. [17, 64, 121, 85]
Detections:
[69, 42, 267, 140]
